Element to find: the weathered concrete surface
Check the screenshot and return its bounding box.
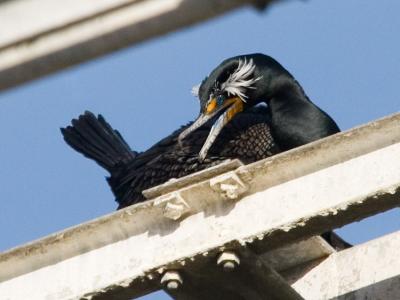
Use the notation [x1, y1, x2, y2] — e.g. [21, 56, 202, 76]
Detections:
[0, 0, 272, 91]
[290, 231, 400, 300]
[0, 113, 399, 299]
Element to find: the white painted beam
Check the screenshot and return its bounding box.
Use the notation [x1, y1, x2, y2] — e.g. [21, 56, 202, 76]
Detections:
[289, 230, 400, 300]
[0, 0, 271, 91]
[0, 113, 399, 299]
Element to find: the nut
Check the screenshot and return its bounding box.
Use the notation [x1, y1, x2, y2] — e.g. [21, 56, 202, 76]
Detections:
[160, 271, 183, 290]
[217, 251, 240, 272]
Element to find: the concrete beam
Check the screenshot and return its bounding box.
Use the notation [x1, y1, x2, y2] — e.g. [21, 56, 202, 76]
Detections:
[289, 230, 400, 299]
[260, 236, 335, 272]
[0, 113, 400, 299]
[0, 0, 271, 91]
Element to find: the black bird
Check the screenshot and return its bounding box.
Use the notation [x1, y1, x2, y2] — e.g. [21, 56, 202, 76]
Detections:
[62, 53, 340, 209]
[62, 54, 349, 249]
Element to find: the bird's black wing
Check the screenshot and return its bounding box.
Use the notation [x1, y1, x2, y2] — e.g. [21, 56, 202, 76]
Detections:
[110, 124, 229, 208]
[113, 106, 280, 208]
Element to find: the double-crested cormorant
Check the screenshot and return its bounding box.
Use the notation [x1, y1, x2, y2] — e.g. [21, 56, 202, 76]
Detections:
[62, 54, 340, 209]
[62, 54, 350, 249]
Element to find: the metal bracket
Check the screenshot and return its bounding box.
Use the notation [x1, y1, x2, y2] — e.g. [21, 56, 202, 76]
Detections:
[210, 171, 248, 200]
[154, 192, 191, 220]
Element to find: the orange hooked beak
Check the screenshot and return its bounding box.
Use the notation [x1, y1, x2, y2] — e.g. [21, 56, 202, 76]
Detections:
[178, 96, 244, 161]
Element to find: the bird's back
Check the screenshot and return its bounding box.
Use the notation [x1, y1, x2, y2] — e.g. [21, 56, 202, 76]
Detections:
[112, 105, 280, 208]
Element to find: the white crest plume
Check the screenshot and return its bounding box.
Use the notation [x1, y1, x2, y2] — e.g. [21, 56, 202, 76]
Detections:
[191, 83, 200, 97]
[221, 58, 262, 101]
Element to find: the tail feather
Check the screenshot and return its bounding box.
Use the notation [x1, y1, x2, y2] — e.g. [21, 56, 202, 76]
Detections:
[61, 111, 136, 172]
[97, 115, 132, 153]
[81, 114, 125, 156]
[70, 118, 117, 165]
[61, 126, 107, 166]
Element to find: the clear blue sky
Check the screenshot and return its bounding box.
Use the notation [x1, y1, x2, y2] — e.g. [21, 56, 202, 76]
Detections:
[1, 1, 399, 299]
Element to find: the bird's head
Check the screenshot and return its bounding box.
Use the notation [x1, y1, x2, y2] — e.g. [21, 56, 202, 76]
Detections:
[178, 53, 292, 160]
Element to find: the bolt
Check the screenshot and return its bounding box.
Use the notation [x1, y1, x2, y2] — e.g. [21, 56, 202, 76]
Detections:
[160, 271, 183, 290]
[217, 251, 240, 272]
[166, 280, 180, 290]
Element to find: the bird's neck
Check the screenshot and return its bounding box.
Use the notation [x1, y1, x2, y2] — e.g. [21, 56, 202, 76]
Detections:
[267, 80, 339, 151]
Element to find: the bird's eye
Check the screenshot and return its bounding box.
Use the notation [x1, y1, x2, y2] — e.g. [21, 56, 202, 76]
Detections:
[217, 95, 225, 106]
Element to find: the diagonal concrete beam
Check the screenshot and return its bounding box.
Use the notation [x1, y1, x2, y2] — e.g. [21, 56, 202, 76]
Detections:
[289, 230, 400, 299]
[0, 0, 272, 91]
